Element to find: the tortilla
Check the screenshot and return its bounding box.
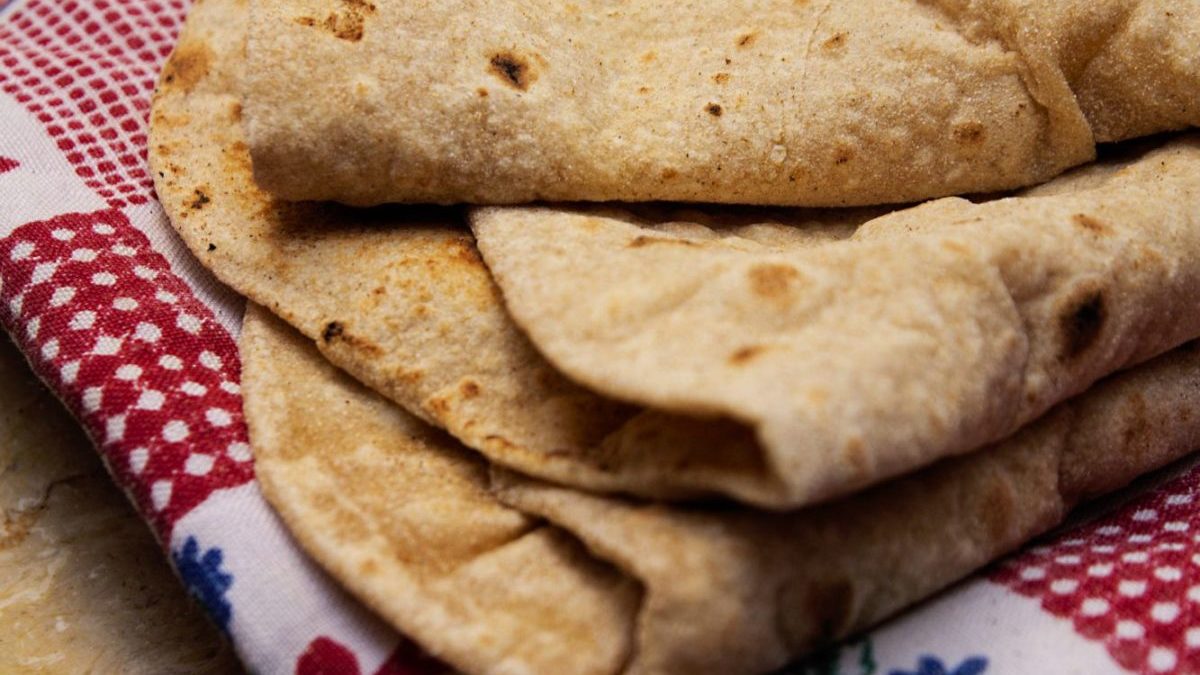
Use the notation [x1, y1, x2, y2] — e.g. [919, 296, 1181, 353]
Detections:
[242, 0, 1197, 206]
[472, 135, 1200, 506]
[241, 294, 1200, 675]
[148, 0, 892, 505]
[151, 0, 1200, 509]
[241, 304, 639, 675]
[0, 334, 237, 673]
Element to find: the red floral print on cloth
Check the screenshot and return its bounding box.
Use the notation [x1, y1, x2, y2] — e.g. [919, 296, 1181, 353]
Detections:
[296, 637, 446, 675]
[0, 156, 18, 173]
[994, 467, 1200, 674]
[0, 0, 187, 208]
[0, 208, 253, 537]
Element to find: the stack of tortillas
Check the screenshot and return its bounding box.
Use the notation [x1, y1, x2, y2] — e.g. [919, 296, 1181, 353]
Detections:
[149, 0, 1200, 672]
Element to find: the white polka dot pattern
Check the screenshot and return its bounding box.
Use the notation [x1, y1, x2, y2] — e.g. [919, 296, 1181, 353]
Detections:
[0, 210, 253, 534]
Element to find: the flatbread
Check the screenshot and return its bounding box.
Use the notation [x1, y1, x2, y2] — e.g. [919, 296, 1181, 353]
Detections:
[241, 304, 639, 675]
[0, 334, 238, 674]
[241, 295, 1200, 675]
[243, 0, 1197, 206]
[150, 0, 1200, 510]
[148, 0, 887, 504]
[472, 136, 1200, 506]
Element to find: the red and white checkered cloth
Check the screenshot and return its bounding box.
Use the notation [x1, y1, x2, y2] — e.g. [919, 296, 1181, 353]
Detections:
[2, 2, 1199, 673]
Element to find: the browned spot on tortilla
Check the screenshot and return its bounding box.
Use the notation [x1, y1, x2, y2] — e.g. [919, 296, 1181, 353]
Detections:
[636, 86, 652, 95]
[1059, 289, 1107, 360]
[459, 380, 481, 398]
[322, 321, 344, 343]
[706, 103, 724, 117]
[821, 32, 848, 50]
[160, 40, 212, 93]
[359, 559, 379, 576]
[628, 235, 698, 249]
[661, 168, 679, 180]
[189, 188, 210, 210]
[444, 238, 485, 266]
[728, 345, 766, 365]
[477, 87, 489, 97]
[427, 396, 451, 416]
[640, 51, 657, 63]
[833, 145, 854, 165]
[489, 51, 537, 90]
[748, 263, 800, 298]
[1072, 213, 1111, 236]
[712, 72, 731, 84]
[736, 31, 759, 47]
[952, 122, 986, 145]
[297, 0, 376, 42]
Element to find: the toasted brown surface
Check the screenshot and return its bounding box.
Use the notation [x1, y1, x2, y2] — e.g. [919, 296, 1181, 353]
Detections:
[473, 136, 1200, 507]
[0, 334, 238, 674]
[243, 0, 1196, 206]
[241, 305, 639, 675]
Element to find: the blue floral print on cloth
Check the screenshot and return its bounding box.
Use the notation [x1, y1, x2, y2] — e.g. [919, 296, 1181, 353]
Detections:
[173, 535, 235, 633]
[889, 655, 989, 675]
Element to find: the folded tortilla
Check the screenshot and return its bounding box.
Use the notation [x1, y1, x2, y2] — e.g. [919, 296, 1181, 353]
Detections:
[472, 136, 1200, 507]
[150, 0, 1200, 511]
[240, 305, 639, 675]
[241, 299, 1200, 675]
[243, 0, 1198, 206]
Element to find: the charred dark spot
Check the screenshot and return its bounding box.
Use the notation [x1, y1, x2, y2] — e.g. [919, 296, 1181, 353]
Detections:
[489, 52, 535, 90]
[189, 189, 210, 210]
[628, 235, 699, 249]
[322, 321, 345, 343]
[706, 103, 723, 117]
[729, 345, 766, 365]
[1060, 291, 1107, 359]
[736, 32, 758, 47]
[821, 32, 848, 49]
[1072, 213, 1111, 236]
[207, 243, 217, 252]
[952, 122, 986, 145]
[712, 72, 731, 85]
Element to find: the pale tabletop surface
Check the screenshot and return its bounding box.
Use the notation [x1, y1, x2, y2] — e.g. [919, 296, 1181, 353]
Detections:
[0, 332, 242, 674]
